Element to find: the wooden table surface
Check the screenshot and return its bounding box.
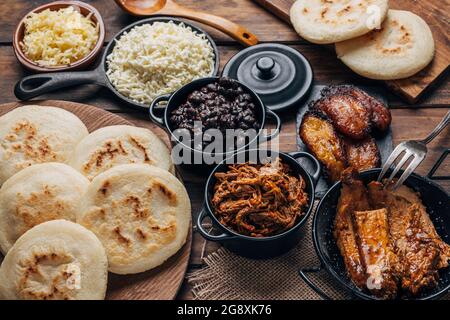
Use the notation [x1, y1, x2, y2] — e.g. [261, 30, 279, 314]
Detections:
[1, 0, 448, 300]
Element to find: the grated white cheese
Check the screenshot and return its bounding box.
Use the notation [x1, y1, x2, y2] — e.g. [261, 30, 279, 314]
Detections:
[106, 21, 215, 105]
[21, 6, 99, 67]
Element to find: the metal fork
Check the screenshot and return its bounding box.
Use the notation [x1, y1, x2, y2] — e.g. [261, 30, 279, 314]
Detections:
[378, 110, 450, 190]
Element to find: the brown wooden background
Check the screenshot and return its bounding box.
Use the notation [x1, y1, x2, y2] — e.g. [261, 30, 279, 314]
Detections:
[0, 0, 448, 299]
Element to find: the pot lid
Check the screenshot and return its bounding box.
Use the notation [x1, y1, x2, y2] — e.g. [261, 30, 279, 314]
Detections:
[222, 43, 313, 112]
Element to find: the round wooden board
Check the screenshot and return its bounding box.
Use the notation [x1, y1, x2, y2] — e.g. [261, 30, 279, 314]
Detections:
[0, 100, 192, 300]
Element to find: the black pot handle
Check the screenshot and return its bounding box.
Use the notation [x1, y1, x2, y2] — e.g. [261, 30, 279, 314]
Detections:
[149, 94, 171, 127]
[298, 266, 333, 300]
[427, 149, 450, 180]
[289, 151, 321, 186]
[259, 109, 282, 142]
[196, 208, 237, 241]
[14, 67, 105, 101]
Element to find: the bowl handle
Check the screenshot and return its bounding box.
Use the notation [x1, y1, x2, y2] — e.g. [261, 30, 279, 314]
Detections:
[14, 67, 105, 101]
[289, 152, 321, 186]
[149, 94, 171, 127]
[196, 208, 236, 241]
[427, 149, 450, 180]
[298, 266, 333, 300]
[259, 109, 282, 142]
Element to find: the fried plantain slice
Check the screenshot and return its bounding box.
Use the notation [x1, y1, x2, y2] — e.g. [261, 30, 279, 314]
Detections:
[344, 136, 381, 172]
[321, 85, 391, 133]
[312, 93, 371, 140]
[299, 111, 347, 182]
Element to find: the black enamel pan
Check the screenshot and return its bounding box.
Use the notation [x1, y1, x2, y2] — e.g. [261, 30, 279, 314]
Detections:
[300, 153, 450, 300]
[14, 17, 220, 110]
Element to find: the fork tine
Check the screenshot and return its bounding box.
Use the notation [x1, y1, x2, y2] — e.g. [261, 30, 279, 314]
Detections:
[386, 151, 413, 183]
[392, 156, 425, 190]
[377, 145, 405, 181]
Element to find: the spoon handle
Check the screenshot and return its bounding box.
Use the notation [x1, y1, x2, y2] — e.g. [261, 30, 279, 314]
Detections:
[164, 3, 259, 46]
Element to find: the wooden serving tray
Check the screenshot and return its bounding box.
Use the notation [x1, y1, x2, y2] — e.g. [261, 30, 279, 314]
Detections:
[252, 0, 449, 103]
[0, 100, 192, 300]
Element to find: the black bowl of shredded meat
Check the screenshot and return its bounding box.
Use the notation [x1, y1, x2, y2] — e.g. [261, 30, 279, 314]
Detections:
[196, 149, 321, 259]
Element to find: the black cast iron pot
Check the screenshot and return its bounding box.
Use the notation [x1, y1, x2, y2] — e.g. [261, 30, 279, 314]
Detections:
[300, 164, 450, 300]
[149, 77, 281, 173]
[196, 149, 321, 259]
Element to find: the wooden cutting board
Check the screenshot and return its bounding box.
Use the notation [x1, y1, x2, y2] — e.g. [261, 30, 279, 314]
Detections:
[252, 0, 449, 103]
[0, 100, 192, 300]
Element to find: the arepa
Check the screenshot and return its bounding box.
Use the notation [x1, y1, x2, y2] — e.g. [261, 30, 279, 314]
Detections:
[0, 163, 89, 254]
[290, 0, 389, 44]
[0, 106, 88, 185]
[0, 220, 108, 300]
[335, 10, 435, 80]
[70, 125, 173, 180]
[77, 164, 190, 275]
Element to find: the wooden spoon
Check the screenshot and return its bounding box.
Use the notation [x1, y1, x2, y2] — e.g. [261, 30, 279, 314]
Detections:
[114, 0, 258, 46]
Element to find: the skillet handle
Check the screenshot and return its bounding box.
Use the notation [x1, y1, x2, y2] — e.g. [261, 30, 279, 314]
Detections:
[290, 151, 321, 186]
[196, 208, 236, 241]
[427, 149, 450, 180]
[14, 68, 104, 101]
[298, 266, 333, 300]
[259, 109, 282, 142]
[149, 94, 171, 127]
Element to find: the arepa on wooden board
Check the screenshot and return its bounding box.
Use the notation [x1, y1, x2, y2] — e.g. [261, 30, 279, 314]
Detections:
[70, 125, 174, 180]
[290, 0, 389, 44]
[0, 163, 89, 254]
[0, 220, 108, 300]
[0, 105, 88, 185]
[335, 10, 435, 80]
[76, 164, 191, 275]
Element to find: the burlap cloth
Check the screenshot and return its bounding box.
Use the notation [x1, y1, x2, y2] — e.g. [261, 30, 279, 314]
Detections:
[187, 205, 450, 300]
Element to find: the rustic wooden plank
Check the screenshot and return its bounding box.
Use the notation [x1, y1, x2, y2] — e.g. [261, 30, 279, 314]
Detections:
[1, 46, 448, 109]
[251, 0, 450, 103]
[1, 0, 449, 301]
[0, 0, 300, 44]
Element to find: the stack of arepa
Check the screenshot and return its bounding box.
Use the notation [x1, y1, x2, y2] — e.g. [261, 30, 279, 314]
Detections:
[290, 1, 435, 80]
[0, 105, 190, 300]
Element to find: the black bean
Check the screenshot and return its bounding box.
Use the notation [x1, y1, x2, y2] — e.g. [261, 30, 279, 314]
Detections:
[169, 77, 260, 149]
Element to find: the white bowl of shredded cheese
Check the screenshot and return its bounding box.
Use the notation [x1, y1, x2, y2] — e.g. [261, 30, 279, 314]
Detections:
[105, 19, 218, 106]
[13, 1, 105, 72]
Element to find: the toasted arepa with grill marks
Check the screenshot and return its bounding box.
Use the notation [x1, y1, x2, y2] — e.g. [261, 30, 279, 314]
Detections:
[76, 164, 190, 275]
[0, 220, 108, 300]
[336, 10, 435, 80]
[0, 106, 88, 185]
[290, 0, 389, 44]
[70, 125, 173, 180]
[0, 163, 89, 254]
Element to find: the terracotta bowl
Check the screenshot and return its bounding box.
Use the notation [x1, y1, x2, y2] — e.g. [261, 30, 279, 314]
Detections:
[13, 0, 105, 73]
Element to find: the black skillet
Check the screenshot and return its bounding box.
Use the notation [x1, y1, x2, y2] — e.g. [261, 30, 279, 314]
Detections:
[300, 157, 450, 300]
[14, 17, 220, 110]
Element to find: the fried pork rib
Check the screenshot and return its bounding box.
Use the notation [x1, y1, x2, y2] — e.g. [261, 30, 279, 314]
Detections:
[334, 169, 371, 288]
[353, 208, 398, 299]
[300, 112, 347, 182]
[344, 136, 381, 172]
[211, 158, 308, 237]
[368, 181, 450, 296]
[334, 171, 450, 299]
